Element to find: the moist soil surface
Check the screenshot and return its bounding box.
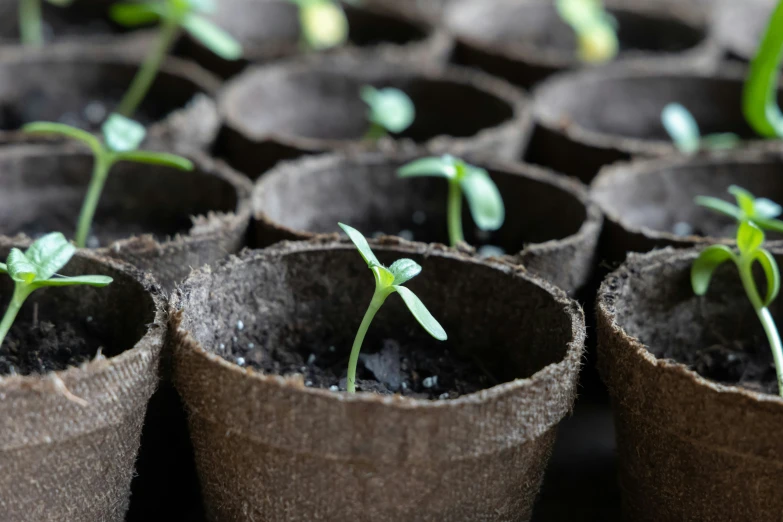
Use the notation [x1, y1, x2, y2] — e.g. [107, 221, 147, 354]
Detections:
[0, 318, 104, 376]
[221, 331, 489, 400]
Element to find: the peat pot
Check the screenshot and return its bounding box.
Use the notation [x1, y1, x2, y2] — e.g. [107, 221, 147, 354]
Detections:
[171, 238, 585, 521]
[712, 0, 775, 61]
[253, 151, 602, 295]
[598, 247, 783, 521]
[0, 239, 165, 522]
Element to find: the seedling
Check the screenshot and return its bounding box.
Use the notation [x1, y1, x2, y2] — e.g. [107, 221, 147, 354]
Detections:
[18, 0, 73, 45]
[695, 185, 783, 234]
[24, 113, 193, 248]
[661, 103, 741, 154]
[286, 0, 348, 51]
[360, 85, 415, 140]
[555, 0, 618, 63]
[0, 233, 112, 349]
[743, 0, 783, 138]
[110, 0, 242, 117]
[339, 223, 447, 393]
[397, 155, 505, 247]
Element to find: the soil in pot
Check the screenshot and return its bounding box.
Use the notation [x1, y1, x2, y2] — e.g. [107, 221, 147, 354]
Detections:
[445, 0, 710, 89]
[526, 61, 782, 183]
[215, 49, 527, 177]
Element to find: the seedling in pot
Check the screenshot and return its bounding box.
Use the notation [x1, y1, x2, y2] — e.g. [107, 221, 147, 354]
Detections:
[286, 0, 348, 51]
[695, 185, 783, 234]
[0, 233, 112, 349]
[339, 223, 447, 393]
[109, 0, 242, 117]
[743, 0, 783, 138]
[397, 155, 505, 247]
[24, 113, 193, 248]
[555, 0, 618, 63]
[18, 0, 73, 45]
[360, 85, 415, 141]
[661, 103, 741, 154]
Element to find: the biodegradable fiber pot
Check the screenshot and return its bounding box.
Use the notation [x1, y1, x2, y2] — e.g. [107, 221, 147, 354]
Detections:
[253, 151, 602, 295]
[444, 0, 713, 89]
[597, 247, 783, 521]
[0, 239, 165, 522]
[215, 47, 529, 177]
[591, 148, 783, 264]
[171, 238, 585, 521]
[526, 60, 781, 182]
[713, 0, 775, 61]
[0, 145, 252, 292]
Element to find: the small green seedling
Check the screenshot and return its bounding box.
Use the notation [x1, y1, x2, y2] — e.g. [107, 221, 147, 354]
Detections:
[397, 155, 505, 247]
[692, 221, 783, 396]
[287, 0, 348, 51]
[743, 0, 783, 138]
[556, 0, 618, 63]
[110, 0, 242, 117]
[661, 103, 741, 154]
[360, 85, 415, 140]
[24, 113, 193, 248]
[695, 185, 783, 234]
[19, 0, 73, 45]
[0, 233, 112, 349]
[339, 223, 447, 393]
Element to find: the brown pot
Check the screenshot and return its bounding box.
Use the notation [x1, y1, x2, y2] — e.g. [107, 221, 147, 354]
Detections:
[0, 238, 165, 522]
[713, 0, 775, 61]
[444, 0, 715, 89]
[174, 0, 452, 78]
[215, 47, 530, 178]
[590, 148, 783, 264]
[597, 247, 783, 521]
[253, 150, 602, 295]
[0, 145, 252, 292]
[171, 238, 585, 521]
[525, 60, 778, 183]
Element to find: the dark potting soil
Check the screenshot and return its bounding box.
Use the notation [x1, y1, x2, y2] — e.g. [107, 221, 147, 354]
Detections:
[220, 331, 488, 400]
[0, 319, 104, 376]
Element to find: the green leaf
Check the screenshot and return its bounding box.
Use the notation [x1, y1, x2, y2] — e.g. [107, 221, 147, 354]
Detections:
[23, 122, 102, 155]
[661, 103, 701, 154]
[754, 198, 783, 219]
[115, 151, 194, 170]
[754, 216, 783, 233]
[700, 132, 741, 150]
[361, 86, 415, 134]
[738, 221, 765, 254]
[754, 249, 781, 307]
[339, 223, 381, 267]
[300, 1, 348, 50]
[182, 14, 243, 60]
[186, 0, 216, 13]
[389, 259, 421, 286]
[0, 263, 6, 274]
[7, 249, 36, 284]
[371, 265, 394, 289]
[691, 245, 735, 296]
[393, 285, 447, 341]
[694, 196, 742, 221]
[397, 155, 457, 180]
[729, 185, 757, 217]
[460, 167, 505, 231]
[24, 232, 76, 281]
[39, 275, 113, 288]
[103, 114, 146, 153]
[110, 2, 163, 26]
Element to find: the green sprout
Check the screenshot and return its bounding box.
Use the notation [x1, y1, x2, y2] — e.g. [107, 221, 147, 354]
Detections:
[397, 155, 505, 247]
[695, 185, 783, 234]
[339, 223, 447, 393]
[110, 0, 242, 117]
[19, 0, 73, 45]
[0, 233, 113, 349]
[360, 85, 415, 141]
[743, 0, 783, 138]
[23, 113, 194, 248]
[661, 103, 741, 154]
[287, 0, 348, 51]
[555, 0, 618, 63]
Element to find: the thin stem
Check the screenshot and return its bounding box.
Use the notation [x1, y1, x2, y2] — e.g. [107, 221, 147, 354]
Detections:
[19, 0, 43, 46]
[75, 153, 114, 248]
[346, 288, 390, 393]
[743, 0, 783, 137]
[447, 178, 464, 247]
[363, 122, 387, 141]
[0, 284, 32, 348]
[117, 17, 180, 117]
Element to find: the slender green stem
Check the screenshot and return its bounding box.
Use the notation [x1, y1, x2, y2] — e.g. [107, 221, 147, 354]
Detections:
[117, 17, 179, 117]
[19, 0, 43, 46]
[0, 284, 32, 348]
[447, 178, 464, 247]
[347, 288, 390, 393]
[743, 0, 783, 138]
[75, 153, 114, 248]
[363, 122, 387, 141]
